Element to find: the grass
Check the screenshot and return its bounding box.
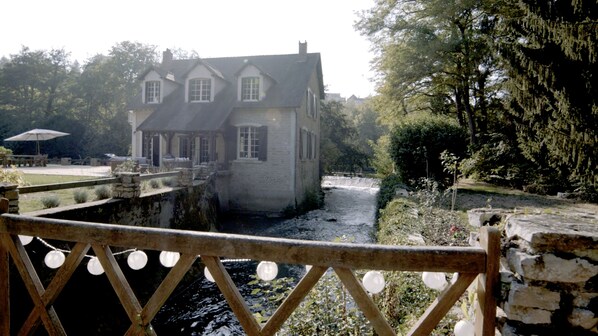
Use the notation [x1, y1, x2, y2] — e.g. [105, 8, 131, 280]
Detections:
[19, 174, 98, 213]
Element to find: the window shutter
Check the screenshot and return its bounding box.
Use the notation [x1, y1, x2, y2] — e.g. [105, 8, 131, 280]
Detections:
[258, 126, 268, 161]
[225, 125, 237, 164]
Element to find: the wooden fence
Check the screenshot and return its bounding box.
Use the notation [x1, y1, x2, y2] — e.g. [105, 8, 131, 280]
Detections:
[0, 208, 499, 336]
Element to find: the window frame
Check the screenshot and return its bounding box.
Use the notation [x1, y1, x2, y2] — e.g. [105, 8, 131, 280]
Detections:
[238, 125, 260, 160]
[145, 81, 161, 104]
[188, 78, 212, 102]
[241, 77, 260, 101]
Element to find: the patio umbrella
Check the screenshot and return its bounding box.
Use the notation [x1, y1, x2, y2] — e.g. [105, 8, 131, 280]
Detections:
[4, 128, 70, 155]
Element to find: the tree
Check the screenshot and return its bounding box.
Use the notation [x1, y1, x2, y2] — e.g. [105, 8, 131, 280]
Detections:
[320, 100, 369, 174]
[356, 0, 506, 147]
[497, 0, 598, 186]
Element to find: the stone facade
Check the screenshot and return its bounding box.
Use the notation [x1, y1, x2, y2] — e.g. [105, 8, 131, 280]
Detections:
[474, 211, 598, 335]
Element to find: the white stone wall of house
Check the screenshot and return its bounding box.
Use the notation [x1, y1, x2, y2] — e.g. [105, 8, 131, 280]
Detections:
[469, 210, 598, 335]
[227, 108, 297, 213]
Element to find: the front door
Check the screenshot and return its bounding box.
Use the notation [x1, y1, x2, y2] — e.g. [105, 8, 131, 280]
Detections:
[152, 135, 160, 166]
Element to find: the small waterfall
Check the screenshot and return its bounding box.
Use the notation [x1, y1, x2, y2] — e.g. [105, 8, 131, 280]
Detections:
[322, 175, 380, 188]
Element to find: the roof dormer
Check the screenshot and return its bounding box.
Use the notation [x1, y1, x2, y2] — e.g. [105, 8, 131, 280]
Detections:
[236, 62, 275, 102]
[142, 70, 162, 104]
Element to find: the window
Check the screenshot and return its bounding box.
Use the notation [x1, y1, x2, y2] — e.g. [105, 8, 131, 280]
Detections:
[199, 136, 210, 163]
[145, 81, 160, 103]
[238, 126, 260, 159]
[179, 137, 189, 158]
[189, 78, 211, 102]
[300, 129, 317, 160]
[306, 89, 318, 118]
[241, 77, 260, 101]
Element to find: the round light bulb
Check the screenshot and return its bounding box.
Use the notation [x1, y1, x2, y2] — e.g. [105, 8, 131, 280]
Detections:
[87, 257, 104, 275]
[362, 271, 385, 294]
[422, 272, 448, 290]
[204, 266, 215, 282]
[127, 250, 148, 270]
[159, 251, 180, 268]
[44, 250, 65, 269]
[18, 235, 34, 245]
[256, 261, 278, 281]
[454, 320, 475, 336]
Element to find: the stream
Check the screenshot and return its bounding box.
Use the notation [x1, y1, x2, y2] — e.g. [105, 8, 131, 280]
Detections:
[153, 176, 380, 335]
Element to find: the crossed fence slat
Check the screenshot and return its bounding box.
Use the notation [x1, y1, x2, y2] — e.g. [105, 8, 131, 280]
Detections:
[0, 212, 499, 336]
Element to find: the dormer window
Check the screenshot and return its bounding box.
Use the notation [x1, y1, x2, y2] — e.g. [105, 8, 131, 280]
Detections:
[241, 77, 260, 101]
[145, 81, 160, 104]
[189, 78, 211, 102]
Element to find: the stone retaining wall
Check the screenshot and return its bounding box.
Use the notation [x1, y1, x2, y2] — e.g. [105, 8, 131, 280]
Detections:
[470, 209, 598, 335]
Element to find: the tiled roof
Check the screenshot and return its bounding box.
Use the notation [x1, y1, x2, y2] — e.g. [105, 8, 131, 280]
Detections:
[135, 52, 323, 133]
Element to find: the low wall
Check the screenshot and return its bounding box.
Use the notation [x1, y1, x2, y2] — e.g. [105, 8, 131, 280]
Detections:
[25, 179, 219, 232]
[470, 209, 598, 335]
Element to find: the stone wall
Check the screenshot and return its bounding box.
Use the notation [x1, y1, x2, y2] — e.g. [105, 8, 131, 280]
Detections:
[470, 210, 598, 335]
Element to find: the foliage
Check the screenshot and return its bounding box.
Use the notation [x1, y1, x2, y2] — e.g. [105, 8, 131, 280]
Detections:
[389, 113, 468, 188]
[320, 100, 369, 174]
[369, 135, 394, 178]
[356, 0, 506, 147]
[161, 177, 175, 187]
[0, 146, 13, 156]
[0, 166, 25, 186]
[377, 173, 406, 214]
[497, 0, 597, 186]
[112, 159, 137, 173]
[73, 189, 88, 204]
[94, 185, 111, 200]
[0, 42, 158, 158]
[40, 194, 60, 208]
[247, 275, 295, 324]
[375, 182, 470, 333]
[149, 179, 160, 189]
[280, 271, 372, 335]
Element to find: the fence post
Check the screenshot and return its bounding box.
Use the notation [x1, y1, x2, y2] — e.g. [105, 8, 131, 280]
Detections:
[0, 198, 9, 335]
[112, 172, 141, 199]
[475, 226, 500, 335]
[0, 183, 18, 214]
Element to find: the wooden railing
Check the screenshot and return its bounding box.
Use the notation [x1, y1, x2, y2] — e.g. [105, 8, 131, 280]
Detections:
[0, 210, 499, 336]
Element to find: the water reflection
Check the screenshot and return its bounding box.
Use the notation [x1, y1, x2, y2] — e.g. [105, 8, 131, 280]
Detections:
[154, 177, 379, 335]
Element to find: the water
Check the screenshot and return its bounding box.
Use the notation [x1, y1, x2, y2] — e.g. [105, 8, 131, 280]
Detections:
[153, 176, 380, 335]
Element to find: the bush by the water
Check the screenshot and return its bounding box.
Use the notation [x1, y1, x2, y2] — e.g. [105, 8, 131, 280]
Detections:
[73, 189, 88, 204]
[390, 114, 468, 188]
[94, 185, 111, 200]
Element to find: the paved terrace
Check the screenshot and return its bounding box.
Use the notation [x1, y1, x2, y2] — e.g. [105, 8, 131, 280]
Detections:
[7, 164, 112, 177]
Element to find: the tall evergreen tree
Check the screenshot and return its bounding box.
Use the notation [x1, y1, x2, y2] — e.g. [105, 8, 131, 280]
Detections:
[498, 0, 598, 185]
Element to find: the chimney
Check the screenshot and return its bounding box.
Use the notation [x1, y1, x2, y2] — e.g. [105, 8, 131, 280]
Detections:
[298, 41, 307, 56]
[162, 49, 173, 66]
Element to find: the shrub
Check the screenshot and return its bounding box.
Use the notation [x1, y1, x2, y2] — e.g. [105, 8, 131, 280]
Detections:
[389, 113, 468, 188]
[377, 173, 406, 212]
[0, 146, 13, 156]
[73, 189, 88, 204]
[149, 179, 160, 189]
[113, 160, 137, 173]
[40, 195, 60, 208]
[0, 166, 25, 186]
[94, 185, 111, 200]
[161, 177, 175, 187]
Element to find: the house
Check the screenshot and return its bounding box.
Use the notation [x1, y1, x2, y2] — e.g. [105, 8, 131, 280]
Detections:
[128, 42, 324, 214]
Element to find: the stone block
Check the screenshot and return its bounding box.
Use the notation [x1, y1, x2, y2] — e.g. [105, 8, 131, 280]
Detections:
[573, 292, 598, 308]
[506, 214, 598, 259]
[569, 308, 598, 329]
[503, 302, 552, 324]
[507, 283, 560, 310]
[467, 208, 510, 227]
[507, 249, 598, 283]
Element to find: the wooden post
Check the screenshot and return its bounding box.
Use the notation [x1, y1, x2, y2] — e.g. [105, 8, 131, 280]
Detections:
[475, 226, 500, 336]
[0, 233, 9, 335]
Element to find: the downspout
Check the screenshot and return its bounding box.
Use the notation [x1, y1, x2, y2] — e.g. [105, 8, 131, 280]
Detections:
[291, 109, 297, 206]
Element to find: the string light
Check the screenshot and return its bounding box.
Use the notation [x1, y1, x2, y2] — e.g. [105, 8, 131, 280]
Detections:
[362, 271, 385, 294]
[256, 261, 278, 281]
[204, 267, 215, 282]
[422, 272, 448, 290]
[44, 250, 66, 269]
[159, 251, 180, 267]
[454, 320, 475, 336]
[127, 250, 148, 270]
[87, 257, 104, 275]
[18, 235, 34, 245]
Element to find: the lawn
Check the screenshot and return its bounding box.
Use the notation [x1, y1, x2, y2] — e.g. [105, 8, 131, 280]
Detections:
[19, 174, 99, 213]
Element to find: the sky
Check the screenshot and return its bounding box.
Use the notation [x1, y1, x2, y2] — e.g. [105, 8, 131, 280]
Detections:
[0, 0, 377, 98]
